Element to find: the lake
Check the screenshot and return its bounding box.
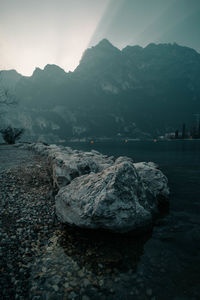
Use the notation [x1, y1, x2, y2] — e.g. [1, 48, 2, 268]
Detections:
[59, 140, 200, 299]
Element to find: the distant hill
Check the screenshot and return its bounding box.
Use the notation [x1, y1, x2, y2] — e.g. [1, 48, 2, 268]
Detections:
[1, 40, 200, 142]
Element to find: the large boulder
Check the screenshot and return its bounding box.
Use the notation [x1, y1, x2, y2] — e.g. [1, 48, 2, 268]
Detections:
[55, 160, 153, 233]
[20, 142, 170, 233]
[51, 149, 114, 188]
[134, 162, 169, 210]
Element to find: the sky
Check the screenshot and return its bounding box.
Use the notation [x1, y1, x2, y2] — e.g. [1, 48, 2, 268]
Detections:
[0, 0, 200, 76]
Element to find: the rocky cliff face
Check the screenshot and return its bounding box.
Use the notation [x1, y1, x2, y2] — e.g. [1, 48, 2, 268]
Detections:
[1, 40, 200, 142]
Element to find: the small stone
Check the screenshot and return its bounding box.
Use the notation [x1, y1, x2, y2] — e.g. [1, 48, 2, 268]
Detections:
[99, 279, 104, 287]
[83, 279, 90, 287]
[64, 282, 69, 289]
[78, 270, 84, 277]
[68, 291, 77, 299]
[82, 296, 90, 300]
[70, 281, 77, 287]
[11, 277, 15, 283]
[65, 287, 73, 293]
[42, 267, 47, 272]
[52, 285, 59, 292]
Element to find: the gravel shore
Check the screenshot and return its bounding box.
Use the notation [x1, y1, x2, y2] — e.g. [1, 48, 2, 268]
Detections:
[1, 145, 199, 300]
[0, 146, 154, 300]
[0, 150, 55, 299]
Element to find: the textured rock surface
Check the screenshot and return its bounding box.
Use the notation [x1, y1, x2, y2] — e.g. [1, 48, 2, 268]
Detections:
[134, 162, 169, 210]
[20, 143, 114, 188]
[51, 149, 114, 188]
[15, 143, 170, 233]
[56, 160, 152, 233]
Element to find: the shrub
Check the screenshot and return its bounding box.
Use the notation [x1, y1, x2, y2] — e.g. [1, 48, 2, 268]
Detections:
[0, 126, 24, 144]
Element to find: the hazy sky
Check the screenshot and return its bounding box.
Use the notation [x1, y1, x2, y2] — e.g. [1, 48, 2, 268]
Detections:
[1, 0, 200, 76]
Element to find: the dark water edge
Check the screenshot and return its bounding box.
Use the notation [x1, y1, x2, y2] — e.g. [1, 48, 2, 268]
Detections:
[55, 140, 200, 299]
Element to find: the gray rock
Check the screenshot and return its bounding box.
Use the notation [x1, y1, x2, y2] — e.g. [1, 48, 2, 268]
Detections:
[134, 162, 169, 210]
[52, 149, 114, 188]
[25, 142, 170, 233]
[56, 160, 152, 233]
[115, 156, 134, 164]
[30, 143, 48, 154]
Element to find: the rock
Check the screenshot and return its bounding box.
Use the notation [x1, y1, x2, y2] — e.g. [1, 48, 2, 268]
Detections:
[51, 149, 114, 188]
[115, 156, 134, 164]
[83, 279, 90, 287]
[22, 142, 114, 189]
[78, 270, 85, 277]
[52, 285, 59, 292]
[29, 143, 49, 155]
[56, 160, 152, 233]
[22, 142, 170, 234]
[68, 291, 78, 299]
[82, 296, 90, 300]
[64, 282, 70, 289]
[134, 162, 169, 211]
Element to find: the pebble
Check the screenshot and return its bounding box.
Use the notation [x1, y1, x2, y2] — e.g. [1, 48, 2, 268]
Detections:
[78, 270, 85, 277]
[68, 291, 78, 299]
[63, 282, 70, 289]
[52, 285, 59, 292]
[42, 267, 47, 272]
[99, 279, 104, 287]
[82, 295, 90, 300]
[83, 279, 90, 287]
[0, 153, 54, 300]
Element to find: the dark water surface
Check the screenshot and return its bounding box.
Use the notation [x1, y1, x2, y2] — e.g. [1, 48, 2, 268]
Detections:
[59, 140, 200, 299]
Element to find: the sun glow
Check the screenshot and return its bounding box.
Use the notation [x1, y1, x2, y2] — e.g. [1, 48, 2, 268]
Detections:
[1, 0, 200, 75]
[0, 0, 111, 76]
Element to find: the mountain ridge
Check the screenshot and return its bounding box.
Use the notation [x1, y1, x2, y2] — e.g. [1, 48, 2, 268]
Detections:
[1, 40, 200, 142]
[1, 40, 200, 78]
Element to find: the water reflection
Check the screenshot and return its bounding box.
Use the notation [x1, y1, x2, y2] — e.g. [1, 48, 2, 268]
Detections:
[29, 140, 200, 299]
[58, 225, 152, 274]
[29, 226, 152, 299]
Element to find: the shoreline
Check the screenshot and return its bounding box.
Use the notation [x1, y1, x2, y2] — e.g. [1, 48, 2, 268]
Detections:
[0, 144, 200, 299]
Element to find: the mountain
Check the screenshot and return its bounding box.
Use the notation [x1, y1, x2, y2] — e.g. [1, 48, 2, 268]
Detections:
[0, 69, 22, 89]
[1, 40, 200, 142]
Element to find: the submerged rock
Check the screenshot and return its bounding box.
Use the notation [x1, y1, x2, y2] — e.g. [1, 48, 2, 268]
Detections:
[56, 160, 153, 233]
